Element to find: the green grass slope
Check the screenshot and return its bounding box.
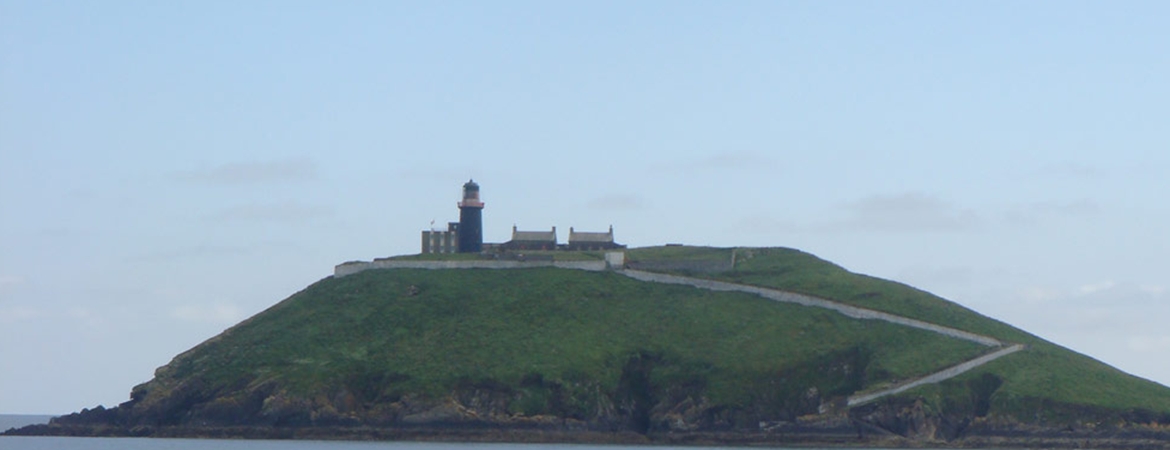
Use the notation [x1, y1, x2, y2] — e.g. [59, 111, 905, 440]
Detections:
[627, 246, 1170, 420]
[151, 267, 987, 423]
[42, 245, 1168, 440]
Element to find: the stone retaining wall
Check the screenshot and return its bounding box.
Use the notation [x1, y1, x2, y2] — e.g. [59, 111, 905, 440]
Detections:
[625, 259, 734, 274]
[334, 259, 609, 277]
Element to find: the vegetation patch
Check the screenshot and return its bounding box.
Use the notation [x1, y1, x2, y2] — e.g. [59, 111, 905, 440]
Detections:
[28, 245, 1170, 443]
[626, 246, 1170, 419]
[124, 266, 989, 428]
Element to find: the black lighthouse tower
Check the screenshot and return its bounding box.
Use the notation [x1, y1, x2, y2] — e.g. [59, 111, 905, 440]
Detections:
[457, 179, 484, 253]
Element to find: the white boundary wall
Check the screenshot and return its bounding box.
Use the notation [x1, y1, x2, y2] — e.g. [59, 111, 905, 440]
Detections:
[846, 344, 1025, 406]
[334, 259, 609, 277]
[618, 269, 1003, 347]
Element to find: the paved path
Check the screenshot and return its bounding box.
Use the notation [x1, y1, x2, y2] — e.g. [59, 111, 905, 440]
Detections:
[846, 344, 1025, 406]
[615, 269, 1023, 405]
[618, 269, 1002, 346]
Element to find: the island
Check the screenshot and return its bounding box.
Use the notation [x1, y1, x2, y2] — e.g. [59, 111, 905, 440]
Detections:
[7, 245, 1170, 448]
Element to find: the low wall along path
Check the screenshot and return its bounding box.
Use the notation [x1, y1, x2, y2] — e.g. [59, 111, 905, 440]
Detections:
[334, 259, 609, 277]
[615, 269, 1023, 406]
[618, 270, 1003, 347]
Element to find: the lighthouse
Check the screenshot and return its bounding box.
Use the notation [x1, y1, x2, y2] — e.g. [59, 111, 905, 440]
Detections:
[457, 179, 484, 253]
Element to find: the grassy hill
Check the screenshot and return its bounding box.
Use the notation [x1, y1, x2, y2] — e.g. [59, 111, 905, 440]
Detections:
[627, 246, 1170, 416]
[20, 245, 1170, 445]
[138, 267, 989, 424]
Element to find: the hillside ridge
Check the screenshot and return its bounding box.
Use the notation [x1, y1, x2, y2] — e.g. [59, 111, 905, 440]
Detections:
[613, 268, 1022, 406]
[6, 245, 1169, 448]
[618, 268, 1004, 346]
[339, 260, 1022, 408]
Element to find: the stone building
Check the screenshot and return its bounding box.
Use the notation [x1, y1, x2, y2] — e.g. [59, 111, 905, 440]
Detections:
[501, 226, 558, 251]
[420, 180, 626, 254]
[567, 225, 625, 251]
[421, 222, 459, 254]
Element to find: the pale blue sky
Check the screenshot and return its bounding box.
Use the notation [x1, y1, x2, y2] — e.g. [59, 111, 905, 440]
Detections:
[2, 1, 1168, 414]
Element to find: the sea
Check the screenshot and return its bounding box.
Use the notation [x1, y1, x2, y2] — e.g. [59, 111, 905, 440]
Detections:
[2, 415, 867, 450]
[1, 437, 782, 450]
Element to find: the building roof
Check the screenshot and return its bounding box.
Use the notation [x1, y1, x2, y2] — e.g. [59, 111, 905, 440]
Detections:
[568, 226, 615, 243]
[510, 226, 557, 243]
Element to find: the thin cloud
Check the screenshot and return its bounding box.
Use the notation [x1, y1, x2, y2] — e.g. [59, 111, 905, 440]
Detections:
[1077, 280, 1116, 296]
[1015, 280, 1166, 308]
[210, 202, 334, 223]
[1127, 335, 1170, 353]
[732, 215, 807, 234]
[1079, 281, 1167, 307]
[178, 158, 319, 184]
[694, 151, 774, 170]
[734, 194, 978, 235]
[1016, 286, 1062, 304]
[1035, 199, 1100, 215]
[0, 274, 24, 289]
[1038, 162, 1106, 180]
[1004, 199, 1100, 225]
[897, 265, 977, 286]
[129, 241, 296, 263]
[829, 193, 980, 233]
[65, 306, 107, 328]
[0, 306, 41, 324]
[587, 194, 649, 211]
[1140, 285, 1167, 296]
[666, 151, 776, 173]
[998, 282, 1170, 359]
[171, 303, 245, 325]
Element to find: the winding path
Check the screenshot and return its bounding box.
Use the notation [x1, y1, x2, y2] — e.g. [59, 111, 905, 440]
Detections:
[615, 269, 1024, 406]
[845, 344, 1025, 406]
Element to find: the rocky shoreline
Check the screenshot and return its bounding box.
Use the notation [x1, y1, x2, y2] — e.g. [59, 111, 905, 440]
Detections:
[7, 421, 1170, 449]
[6, 384, 1169, 449]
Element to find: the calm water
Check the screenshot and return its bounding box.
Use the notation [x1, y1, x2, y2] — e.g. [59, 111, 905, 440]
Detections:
[0, 416, 53, 433]
[0, 417, 882, 450]
[0, 439, 806, 450]
[1, 436, 400, 449]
